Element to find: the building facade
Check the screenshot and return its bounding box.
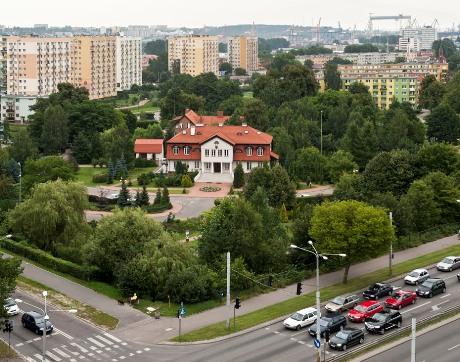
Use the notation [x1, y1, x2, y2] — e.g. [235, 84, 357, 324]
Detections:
[134, 139, 164, 164]
[399, 26, 437, 51]
[0, 36, 7, 93]
[166, 124, 278, 182]
[167, 35, 219, 76]
[116, 37, 142, 91]
[227, 36, 259, 73]
[338, 62, 448, 109]
[173, 109, 229, 134]
[0, 94, 39, 123]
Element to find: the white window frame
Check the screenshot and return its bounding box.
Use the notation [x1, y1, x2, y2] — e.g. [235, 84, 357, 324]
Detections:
[205, 162, 211, 170]
[211, 149, 216, 157]
[246, 147, 253, 156]
[205, 149, 209, 157]
[184, 146, 190, 155]
[194, 161, 200, 169]
[224, 149, 229, 157]
[257, 147, 264, 156]
[218, 149, 223, 157]
[223, 163, 230, 171]
[246, 162, 252, 170]
[172, 146, 179, 155]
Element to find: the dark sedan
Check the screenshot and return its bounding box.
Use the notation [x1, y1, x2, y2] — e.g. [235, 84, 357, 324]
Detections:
[328, 328, 365, 351]
[308, 314, 347, 338]
[21, 311, 53, 335]
[363, 283, 393, 300]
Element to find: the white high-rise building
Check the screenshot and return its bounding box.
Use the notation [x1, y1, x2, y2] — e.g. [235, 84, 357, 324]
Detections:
[399, 26, 437, 51]
[116, 37, 142, 91]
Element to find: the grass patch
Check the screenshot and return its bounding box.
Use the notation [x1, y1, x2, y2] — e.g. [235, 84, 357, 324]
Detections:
[130, 101, 160, 115]
[0, 339, 16, 359]
[133, 298, 223, 317]
[243, 91, 253, 98]
[76, 167, 149, 188]
[172, 243, 460, 342]
[17, 276, 118, 330]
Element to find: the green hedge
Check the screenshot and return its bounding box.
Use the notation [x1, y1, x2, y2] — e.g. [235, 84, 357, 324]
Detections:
[1, 239, 98, 280]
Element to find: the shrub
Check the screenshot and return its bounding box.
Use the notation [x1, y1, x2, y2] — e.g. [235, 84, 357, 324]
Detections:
[145, 203, 172, 213]
[134, 158, 157, 168]
[180, 174, 193, 188]
[137, 172, 154, 186]
[1, 239, 98, 280]
[92, 173, 108, 183]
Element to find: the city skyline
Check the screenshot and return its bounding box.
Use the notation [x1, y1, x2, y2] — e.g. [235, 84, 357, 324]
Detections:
[2, 0, 459, 30]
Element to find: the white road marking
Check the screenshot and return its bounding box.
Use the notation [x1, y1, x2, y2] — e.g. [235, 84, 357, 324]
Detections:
[265, 327, 270, 330]
[88, 337, 105, 348]
[136, 350, 142, 354]
[46, 350, 62, 361]
[401, 301, 431, 314]
[121, 342, 127, 346]
[113, 345, 120, 348]
[119, 357, 126, 360]
[95, 335, 114, 345]
[440, 293, 451, 299]
[71, 343, 88, 353]
[103, 333, 122, 343]
[35, 353, 50, 362]
[55, 328, 74, 340]
[165, 328, 173, 332]
[144, 348, 150, 351]
[448, 344, 460, 351]
[70, 359, 76, 362]
[53, 348, 71, 358]
[33, 337, 41, 341]
[297, 341, 305, 345]
[78, 356, 85, 360]
[15, 343, 24, 347]
[273, 331, 280, 334]
[88, 353, 94, 357]
[62, 345, 79, 356]
[105, 347, 111, 351]
[129, 353, 134, 357]
[291, 330, 306, 337]
[290, 338, 298, 342]
[432, 300, 450, 311]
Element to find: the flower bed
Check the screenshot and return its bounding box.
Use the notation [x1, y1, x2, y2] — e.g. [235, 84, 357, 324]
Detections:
[199, 186, 222, 192]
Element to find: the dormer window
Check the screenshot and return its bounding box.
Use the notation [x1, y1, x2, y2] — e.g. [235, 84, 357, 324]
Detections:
[184, 146, 191, 155]
[246, 147, 253, 156]
[257, 147, 264, 156]
[172, 146, 179, 155]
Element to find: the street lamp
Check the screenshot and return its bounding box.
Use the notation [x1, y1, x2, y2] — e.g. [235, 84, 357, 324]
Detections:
[17, 162, 22, 204]
[290, 242, 346, 361]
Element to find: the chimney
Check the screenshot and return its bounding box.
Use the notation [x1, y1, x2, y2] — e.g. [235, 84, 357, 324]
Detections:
[244, 130, 249, 134]
[191, 126, 196, 136]
[218, 123, 223, 127]
[242, 122, 247, 127]
[182, 130, 186, 135]
[217, 111, 224, 117]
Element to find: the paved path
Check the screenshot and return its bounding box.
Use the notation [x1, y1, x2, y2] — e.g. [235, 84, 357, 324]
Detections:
[296, 184, 334, 198]
[115, 99, 149, 110]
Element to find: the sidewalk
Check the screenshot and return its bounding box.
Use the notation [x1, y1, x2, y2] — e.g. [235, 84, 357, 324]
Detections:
[11, 234, 459, 343]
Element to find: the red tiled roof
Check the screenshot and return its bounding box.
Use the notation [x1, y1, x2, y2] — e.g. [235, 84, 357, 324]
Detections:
[174, 109, 230, 126]
[167, 125, 273, 146]
[134, 139, 163, 154]
[270, 151, 280, 160]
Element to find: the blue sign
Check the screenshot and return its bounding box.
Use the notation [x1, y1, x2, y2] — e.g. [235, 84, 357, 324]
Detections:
[180, 307, 186, 316]
[314, 339, 321, 349]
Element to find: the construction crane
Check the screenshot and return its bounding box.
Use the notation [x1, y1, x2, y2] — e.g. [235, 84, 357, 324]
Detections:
[316, 17, 322, 44]
[368, 14, 411, 35]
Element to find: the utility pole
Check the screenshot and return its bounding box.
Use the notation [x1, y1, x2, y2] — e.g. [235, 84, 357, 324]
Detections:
[389, 211, 393, 276]
[320, 110, 323, 155]
[226, 252, 230, 329]
[18, 162, 22, 204]
[411, 318, 416, 362]
[42, 291, 47, 362]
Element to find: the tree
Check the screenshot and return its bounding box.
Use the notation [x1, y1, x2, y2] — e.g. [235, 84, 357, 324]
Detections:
[269, 126, 295, 167]
[117, 179, 131, 208]
[72, 132, 94, 164]
[344, 44, 379, 53]
[41, 105, 69, 154]
[161, 186, 170, 205]
[426, 104, 460, 143]
[140, 184, 150, 206]
[218, 95, 244, 116]
[241, 98, 270, 130]
[432, 38, 457, 59]
[444, 71, 460, 113]
[174, 161, 188, 175]
[234, 67, 247, 76]
[133, 124, 164, 139]
[333, 173, 363, 201]
[101, 123, 134, 163]
[327, 150, 358, 183]
[348, 82, 369, 95]
[22, 156, 76, 193]
[219, 62, 232, 75]
[0, 258, 22, 319]
[291, 147, 327, 183]
[310, 200, 395, 283]
[324, 62, 342, 90]
[143, 39, 167, 55]
[180, 174, 193, 188]
[9, 128, 38, 165]
[233, 163, 245, 188]
[154, 188, 162, 205]
[8, 180, 89, 252]
[419, 75, 446, 110]
[415, 143, 459, 177]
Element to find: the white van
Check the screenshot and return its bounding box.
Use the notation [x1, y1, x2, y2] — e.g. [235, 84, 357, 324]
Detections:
[283, 307, 318, 330]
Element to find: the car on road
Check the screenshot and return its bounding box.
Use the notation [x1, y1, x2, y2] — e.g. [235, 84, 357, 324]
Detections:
[404, 269, 430, 285]
[325, 294, 360, 313]
[385, 290, 417, 309]
[283, 307, 318, 330]
[364, 310, 402, 335]
[308, 314, 347, 338]
[363, 283, 393, 300]
[416, 278, 446, 298]
[347, 300, 384, 322]
[3, 298, 19, 316]
[457, 272, 460, 282]
[328, 328, 365, 351]
[21, 311, 54, 335]
[436, 256, 460, 272]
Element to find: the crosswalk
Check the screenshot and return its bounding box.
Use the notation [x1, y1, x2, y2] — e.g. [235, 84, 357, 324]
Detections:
[22, 333, 149, 362]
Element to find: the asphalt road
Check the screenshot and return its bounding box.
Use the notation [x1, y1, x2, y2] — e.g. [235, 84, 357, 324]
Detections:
[364, 318, 460, 362]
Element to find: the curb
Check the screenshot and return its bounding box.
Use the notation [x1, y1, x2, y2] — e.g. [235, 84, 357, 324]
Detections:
[354, 313, 460, 361]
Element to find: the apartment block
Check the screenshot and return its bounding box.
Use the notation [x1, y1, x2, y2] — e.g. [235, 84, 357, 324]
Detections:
[296, 52, 401, 66]
[0, 36, 7, 92]
[338, 62, 448, 109]
[116, 36, 142, 91]
[399, 26, 437, 51]
[167, 35, 219, 76]
[227, 36, 258, 73]
[6, 36, 71, 97]
[70, 36, 117, 99]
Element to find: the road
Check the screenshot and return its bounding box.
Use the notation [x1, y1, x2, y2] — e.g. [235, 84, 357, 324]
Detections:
[364, 318, 460, 362]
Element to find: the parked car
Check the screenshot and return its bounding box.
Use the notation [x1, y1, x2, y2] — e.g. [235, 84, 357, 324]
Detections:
[404, 269, 430, 285]
[347, 301, 384, 322]
[325, 294, 360, 313]
[436, 256, 460, 272]
[308, 314, 347, 338]
[283, 307, 318, 330]
[3, 298, 19, 316]
[385, 290, 417, 310]
[457, 272, 460, 282]
[328, 328, 365, 351]
[416, 278, 446, 298]
[363, 283, 393, 300]
[21, 311, 53, 335]
[364, 310, 402, 335]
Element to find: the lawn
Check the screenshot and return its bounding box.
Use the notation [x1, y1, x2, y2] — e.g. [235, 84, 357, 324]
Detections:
[76, 167, 150, 187]
[130, 101, 160, 115]
[7, 123, 27, 139]
[172, 243, 460, 342]
[0, 339, 15, 359]
[243, 91, 253, 98]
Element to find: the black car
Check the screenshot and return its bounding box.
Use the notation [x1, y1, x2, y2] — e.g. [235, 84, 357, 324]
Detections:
[416, 278, 446, 298]
[363, 283, 393, 300]
[328, 328, 365, 351]
[21, 311, 54, 335]
[457, 272, 460, 282]
[308, 315, 347, 338]
[364, 310, 402, 335]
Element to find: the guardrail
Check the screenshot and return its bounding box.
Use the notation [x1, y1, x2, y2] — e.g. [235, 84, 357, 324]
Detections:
[327, 304, 460, 361]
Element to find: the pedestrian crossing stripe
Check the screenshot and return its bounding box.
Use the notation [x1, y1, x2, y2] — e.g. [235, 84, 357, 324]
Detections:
[45, 350, 62, 361]
[87, 337, 105, 348]
[103, 333, 122, 343]
[53, 348, 71, 358]
[95, 335, 114, 345]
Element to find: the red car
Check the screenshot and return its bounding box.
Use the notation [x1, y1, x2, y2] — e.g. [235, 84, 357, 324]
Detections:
[348, 301, 383, 322]
[385, 290, 416, 309]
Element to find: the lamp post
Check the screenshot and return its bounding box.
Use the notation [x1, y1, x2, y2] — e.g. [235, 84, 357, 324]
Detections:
[320, 110, 323, 155]
[389, 211, 393, 276]
[17, 162, 22, 204]
[290, 242, 346, 361]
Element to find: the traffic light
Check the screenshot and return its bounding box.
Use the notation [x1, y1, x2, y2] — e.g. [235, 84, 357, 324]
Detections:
[2, 320, 12, 333]
[176, 309, 180, 318]
[296, 282, 302, 295]
[268, 275, 273, 287]
[325, 330, 330, 343]
[235, 297, 241, 309]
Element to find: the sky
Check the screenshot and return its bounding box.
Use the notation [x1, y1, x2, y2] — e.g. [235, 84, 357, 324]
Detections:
[1, 0, 459, 30]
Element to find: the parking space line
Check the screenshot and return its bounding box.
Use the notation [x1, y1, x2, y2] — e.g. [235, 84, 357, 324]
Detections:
[35, 353, 50, 362]
[297, 341, 305, 345]
[15, 342, 24, 347]
[448, 343, 460, 351]
[400, 301, 431, 314]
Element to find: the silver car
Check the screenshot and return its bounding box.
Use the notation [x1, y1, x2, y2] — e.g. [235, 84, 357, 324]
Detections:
[325, 295, 360, 313]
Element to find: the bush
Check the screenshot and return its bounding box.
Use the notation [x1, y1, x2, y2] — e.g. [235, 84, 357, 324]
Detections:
[145, 203, 172, 213]
[180, 174, 193, 188]
[1, 239, 98, 280]
[92, 173, 108, 183]
[137, 172, 154, 186]
[134, 158, 157, 168]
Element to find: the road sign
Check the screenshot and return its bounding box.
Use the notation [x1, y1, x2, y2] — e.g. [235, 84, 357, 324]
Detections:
[179, 307, 186, 317]
[314, 338, 321, 349]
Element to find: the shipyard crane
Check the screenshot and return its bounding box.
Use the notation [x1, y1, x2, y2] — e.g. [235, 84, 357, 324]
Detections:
[316, 17, 322, 43]
[367, 14, 411, 35]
